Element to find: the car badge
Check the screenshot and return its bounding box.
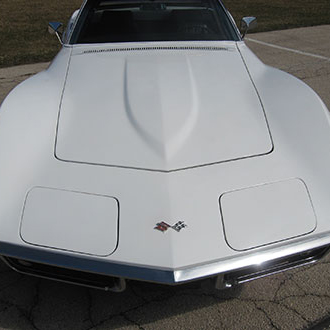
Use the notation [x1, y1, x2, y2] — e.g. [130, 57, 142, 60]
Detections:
[154, 221, 187, 233]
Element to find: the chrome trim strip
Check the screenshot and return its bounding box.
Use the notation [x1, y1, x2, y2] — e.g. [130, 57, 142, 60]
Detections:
[0, 232, 330, 285]
[174, 232, 330, 282]
[0, 242, 175, 284]
[2, 257, 127, 292]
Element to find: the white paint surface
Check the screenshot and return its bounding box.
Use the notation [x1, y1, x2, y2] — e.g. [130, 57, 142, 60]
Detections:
[56, 45, 272, 171]
[221, 179, 317, 251]
[20, 187, 118, 256]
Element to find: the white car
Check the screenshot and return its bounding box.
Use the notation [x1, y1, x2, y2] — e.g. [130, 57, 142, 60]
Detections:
[0, 0, 330, 292]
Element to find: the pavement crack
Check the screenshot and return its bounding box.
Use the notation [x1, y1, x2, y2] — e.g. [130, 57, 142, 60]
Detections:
[253, 302, 281, 330]
[27, 279, 42, 330]
[84, 295, 149, 330]
[85, 288, 95, 328]
[281, 302, 310, 323]
[274, 276, 291, 300]
[0, 297, 40, 330]
[233, 297, 281, 330]
[238, 296, 310, 328]
[121, 312, 145, 330]
[85, 287, 184, 330]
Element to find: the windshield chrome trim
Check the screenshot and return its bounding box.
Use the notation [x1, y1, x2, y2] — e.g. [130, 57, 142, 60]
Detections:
[69, 0, 240, 45]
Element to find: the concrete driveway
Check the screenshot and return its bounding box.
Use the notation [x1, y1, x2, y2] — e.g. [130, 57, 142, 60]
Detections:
[0, 25, 330, 330]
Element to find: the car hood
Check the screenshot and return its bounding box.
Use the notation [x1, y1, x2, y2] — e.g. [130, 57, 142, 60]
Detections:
[55, 43, 273, 171]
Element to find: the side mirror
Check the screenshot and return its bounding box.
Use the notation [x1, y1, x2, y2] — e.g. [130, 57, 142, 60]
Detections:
[240, 17, 257, 39]
[48, 22, 63, 44]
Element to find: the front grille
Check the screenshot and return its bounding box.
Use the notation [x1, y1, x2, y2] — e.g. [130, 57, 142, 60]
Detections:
[4, 257, 126, 291]
[3, 245, 329, 290]
[223, 245, 330, 286]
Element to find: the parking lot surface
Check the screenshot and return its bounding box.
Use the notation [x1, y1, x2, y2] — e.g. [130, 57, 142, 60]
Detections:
[0, 25, 330, 330]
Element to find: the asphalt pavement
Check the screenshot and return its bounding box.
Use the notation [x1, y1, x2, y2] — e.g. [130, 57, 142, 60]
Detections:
[0, 25, 330, 330]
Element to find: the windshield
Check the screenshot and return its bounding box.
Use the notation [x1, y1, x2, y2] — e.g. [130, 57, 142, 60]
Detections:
[71, 0, 239, 44]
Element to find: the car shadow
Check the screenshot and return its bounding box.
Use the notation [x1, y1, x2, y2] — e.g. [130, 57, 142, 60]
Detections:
[0, 260, 242, 329]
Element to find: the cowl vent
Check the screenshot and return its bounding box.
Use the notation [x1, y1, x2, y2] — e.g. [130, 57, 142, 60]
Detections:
[82, 46, 229, 54]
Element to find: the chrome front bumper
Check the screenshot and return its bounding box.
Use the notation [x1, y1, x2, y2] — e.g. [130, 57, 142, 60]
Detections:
[1, 232, 330, 290]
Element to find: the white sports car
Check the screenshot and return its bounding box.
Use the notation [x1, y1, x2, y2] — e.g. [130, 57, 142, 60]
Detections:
[1, 0, 330, 292]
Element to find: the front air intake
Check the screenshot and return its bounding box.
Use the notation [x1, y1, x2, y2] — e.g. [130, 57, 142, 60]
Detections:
[222, 245, 330, 286]
[3, 257, 126, 292]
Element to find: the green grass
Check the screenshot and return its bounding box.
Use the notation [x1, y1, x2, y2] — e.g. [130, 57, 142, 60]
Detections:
[0, 0, 82, 68]
[0, 0, 329, 68]
[224, 0, 330, 32]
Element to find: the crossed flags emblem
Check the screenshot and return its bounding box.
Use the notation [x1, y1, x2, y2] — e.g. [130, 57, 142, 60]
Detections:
[154, 221, 187, 233]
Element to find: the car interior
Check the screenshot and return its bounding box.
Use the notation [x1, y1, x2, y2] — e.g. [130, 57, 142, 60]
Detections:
[74, 1, 238, 43]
